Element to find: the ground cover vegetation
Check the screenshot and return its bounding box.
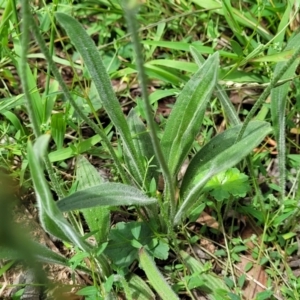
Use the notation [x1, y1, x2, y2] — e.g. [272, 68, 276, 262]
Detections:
[0, 0, 300, 299]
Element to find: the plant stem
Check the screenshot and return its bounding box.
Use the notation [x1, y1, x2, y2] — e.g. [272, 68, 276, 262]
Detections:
[123, 2, 176, 226]
[217, 209, 236, 287]
[43, 0, 57, 122]
[20, 0, 40, 138]
[27, 6, 130, 185]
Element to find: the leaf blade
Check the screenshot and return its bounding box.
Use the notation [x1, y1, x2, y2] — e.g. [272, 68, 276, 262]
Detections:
[76, 156, 110, 244]
[55, 12, 145, 185]
[27, 135, 91, 252]
[57, 183, 157, 212]
[139, 248, 179, 300]
[175, 121, 272, 224]
[161, 52, 219, 177]
[180, 250, 230, 297]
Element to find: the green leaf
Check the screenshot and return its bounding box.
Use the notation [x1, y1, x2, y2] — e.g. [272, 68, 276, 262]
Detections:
[161, 52, 219, 178]
[76, 156, 110, 244]
[180, 250, 230, 298]
[76, 286, 101, 297]
[244, 262, 253, 272]
[191, 0, 273, 41]
[27, 135, 91, 252]
[203, 168, 250, 201]
[128, 274, 156, 300]
[1, 111, 26, 136]
[139, 248, 179, 300]
[43, 80, 59, 121]
[147, 59, 198, 73]
[49, 125, 112, 162]
[0, 242, 67, 266]
[271, 31, 300, 199]
[271, 31, 300, 140]
[49, 136, 101, 162]
[0, 95, 24, 113]
[175, 121, 272, 224]
[230, 40, 244, 57]
[256, 290, 274, 300]
[126, 109, 158, 186]
[144, 64, 185, 85]
[0, 235, 89, 274]
[190, 46, 240, 126]
[51, 112, 66, 149]
[150, 238, 169, 260]
[142, 40, 237, 59]
[104, 222, 165, 273]
[267, 0, 294, 55]
[55, 12, 145, 185]
[28, 136, 71, 242]
[148, 89, 179, 105]
[12, 29, 43, 126]
[57, 183, 157, 212]
[222, 0, 245, 46]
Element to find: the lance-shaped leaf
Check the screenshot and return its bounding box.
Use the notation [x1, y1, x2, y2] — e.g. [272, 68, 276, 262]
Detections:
[271, 32, 300, 199]
[190, 46, 240, 126]
[76, 156, 110, 244]
[128, 274, 156, 300]
[55, 12, 145, 186]
[139, 247, 179, 300]
[126, 109, 159, 217]
[127, 108, 158, 186]
[180, 250, 230, 298]
[27, 135, 91, 252]
[0, 242, 91, 275]
[57, 183, 157, 212]
[0, 242, 67, 266]
[161, 52, 219, 178]
[175, 121, 272, 224]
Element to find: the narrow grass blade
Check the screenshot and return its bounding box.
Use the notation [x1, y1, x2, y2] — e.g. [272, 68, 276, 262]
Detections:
[142, 40, 237, 59]
[180, 251, 230, 298]
[268, 0, 294, 55]
[0, 260, 14, 277]
[191, 0, 272, 41]
[139, 248, 179, 300]
[55, 12, 145, 185]
[161, 52, 219, 178]
[145, 64, 184, 85]
[271, 32, 300, 201]
[57, 183, 157, 212]
[0, 95, 24, 113]
[222, 0, 245, 46]
[1, 111, 26, 136]
[76, 156, 110, 244]
[13, 32, 43, 127]
[147, 59, 197, 73]
[51, 112, 66, 149]
[49, 124, 112, 162]
[236, 35, 300, 143]
[27, 135, 91, 252]
[175, 121, 272, 224]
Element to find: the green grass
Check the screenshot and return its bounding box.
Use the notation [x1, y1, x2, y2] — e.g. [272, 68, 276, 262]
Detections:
[1, 0, 300, 299]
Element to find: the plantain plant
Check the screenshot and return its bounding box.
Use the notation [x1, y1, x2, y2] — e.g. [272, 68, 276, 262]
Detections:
[1, 0, 277, 299]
